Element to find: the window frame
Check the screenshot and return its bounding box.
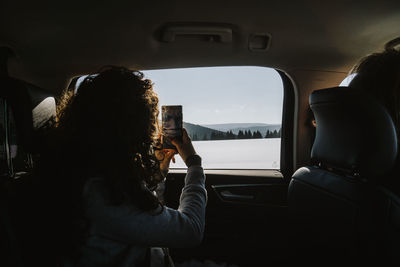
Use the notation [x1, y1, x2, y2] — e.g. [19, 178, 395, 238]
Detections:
[68, 66, 296, 179]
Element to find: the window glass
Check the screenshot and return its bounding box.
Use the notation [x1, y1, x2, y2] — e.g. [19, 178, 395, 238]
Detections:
[339, 73, 357, 86]
[143, 66, 283, 169]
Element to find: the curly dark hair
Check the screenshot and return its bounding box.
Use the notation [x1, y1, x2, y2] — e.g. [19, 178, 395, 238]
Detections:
[56, 66, 162, 207]
[36, 66, 163, 262]
[349, 44, 400, 133]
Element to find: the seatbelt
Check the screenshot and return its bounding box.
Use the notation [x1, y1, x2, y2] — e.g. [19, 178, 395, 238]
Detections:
[0, 47, 15, 177]
[2, 100, 14, 177]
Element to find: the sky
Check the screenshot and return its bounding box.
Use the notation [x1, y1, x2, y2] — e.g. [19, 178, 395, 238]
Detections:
[143, 66, 283, 125]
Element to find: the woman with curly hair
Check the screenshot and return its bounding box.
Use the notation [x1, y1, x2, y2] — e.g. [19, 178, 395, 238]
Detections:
[37, 66, 206, 266]
[348, 38, 400, 191]
[348, 38, 400, 133]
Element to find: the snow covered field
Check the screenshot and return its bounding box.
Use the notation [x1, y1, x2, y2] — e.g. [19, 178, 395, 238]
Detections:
[171, 138, 280, 169]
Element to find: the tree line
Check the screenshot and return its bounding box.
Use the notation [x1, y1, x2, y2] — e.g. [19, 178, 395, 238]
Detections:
[190, 128, 281, 141]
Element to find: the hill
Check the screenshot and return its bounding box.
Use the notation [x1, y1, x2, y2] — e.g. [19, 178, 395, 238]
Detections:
[183, 122, 226, 141]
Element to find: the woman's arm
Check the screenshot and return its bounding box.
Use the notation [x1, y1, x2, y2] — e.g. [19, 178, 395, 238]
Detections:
[83, 128, 207, 247]
[84, 165, 206, 248]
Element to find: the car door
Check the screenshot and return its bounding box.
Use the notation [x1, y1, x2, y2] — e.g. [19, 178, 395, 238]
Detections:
[165, 170, 290, 266]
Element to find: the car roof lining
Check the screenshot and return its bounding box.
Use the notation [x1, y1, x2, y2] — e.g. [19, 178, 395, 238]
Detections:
[1, 0, 400, 93]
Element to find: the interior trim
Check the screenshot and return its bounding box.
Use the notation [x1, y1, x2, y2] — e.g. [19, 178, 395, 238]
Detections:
[278, 70, 296, 180]
[169, 169, 283, 178]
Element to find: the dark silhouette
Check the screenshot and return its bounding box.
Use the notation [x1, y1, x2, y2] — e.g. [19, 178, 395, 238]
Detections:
[265, 129, 281, 138]
[188, 126, 282, 140]
[35, 66, 206, 266]
[253, 130, 263, 138]
[348, 39, 400, 193]
[349, 40, 400, 134]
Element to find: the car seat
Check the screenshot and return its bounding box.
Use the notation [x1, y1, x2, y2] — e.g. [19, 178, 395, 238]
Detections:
[0, 76, 56, 266]
[288, 87, 398, 264]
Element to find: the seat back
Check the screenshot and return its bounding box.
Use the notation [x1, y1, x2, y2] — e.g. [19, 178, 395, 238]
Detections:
[288, 87, 398, 263]
[375, 186, 400, 264]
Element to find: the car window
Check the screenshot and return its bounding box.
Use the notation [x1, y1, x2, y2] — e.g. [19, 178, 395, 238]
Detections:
[339, 73, 357, 86]
[143, 66, 283, 170]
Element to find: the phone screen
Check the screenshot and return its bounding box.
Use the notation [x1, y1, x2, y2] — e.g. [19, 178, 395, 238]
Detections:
[162, 105, 182, 150]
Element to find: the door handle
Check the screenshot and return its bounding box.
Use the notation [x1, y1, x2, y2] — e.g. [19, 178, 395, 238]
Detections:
[220, 190, 255, 200]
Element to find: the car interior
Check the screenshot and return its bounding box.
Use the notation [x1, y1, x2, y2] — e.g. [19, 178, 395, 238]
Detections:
[1, 0, 400, 266]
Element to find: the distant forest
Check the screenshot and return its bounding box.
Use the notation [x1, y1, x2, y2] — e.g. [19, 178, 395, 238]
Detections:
[189, 128, 281, 141]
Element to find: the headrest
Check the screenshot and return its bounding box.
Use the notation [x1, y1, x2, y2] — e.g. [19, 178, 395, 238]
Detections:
[0, 77, 56, 154]
[310, 87, 398, 179]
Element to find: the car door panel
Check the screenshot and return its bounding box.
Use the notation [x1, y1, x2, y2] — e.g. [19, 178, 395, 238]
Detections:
[165, 170, 289, 265]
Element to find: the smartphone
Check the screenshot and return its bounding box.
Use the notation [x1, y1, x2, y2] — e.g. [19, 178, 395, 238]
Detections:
[162, 105, 183, 150]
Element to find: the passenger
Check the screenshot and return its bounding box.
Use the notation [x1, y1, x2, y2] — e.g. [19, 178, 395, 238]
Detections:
[36, 66, 206, 266]
[306, 107, 316, 161]
[347, 38, 400, 189]
[348, 38, 400, 132]
[307, 107, 316, 131]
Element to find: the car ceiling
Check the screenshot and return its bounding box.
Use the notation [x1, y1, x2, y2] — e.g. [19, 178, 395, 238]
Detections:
[1, 0, 400, 93]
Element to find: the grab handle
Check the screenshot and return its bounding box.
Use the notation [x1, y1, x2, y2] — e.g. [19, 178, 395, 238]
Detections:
[162, 26, 233, 43]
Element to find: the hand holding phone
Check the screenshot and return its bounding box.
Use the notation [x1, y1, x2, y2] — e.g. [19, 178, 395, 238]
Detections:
[162, 105, 183, 150]
[170, 128, 198, 165]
